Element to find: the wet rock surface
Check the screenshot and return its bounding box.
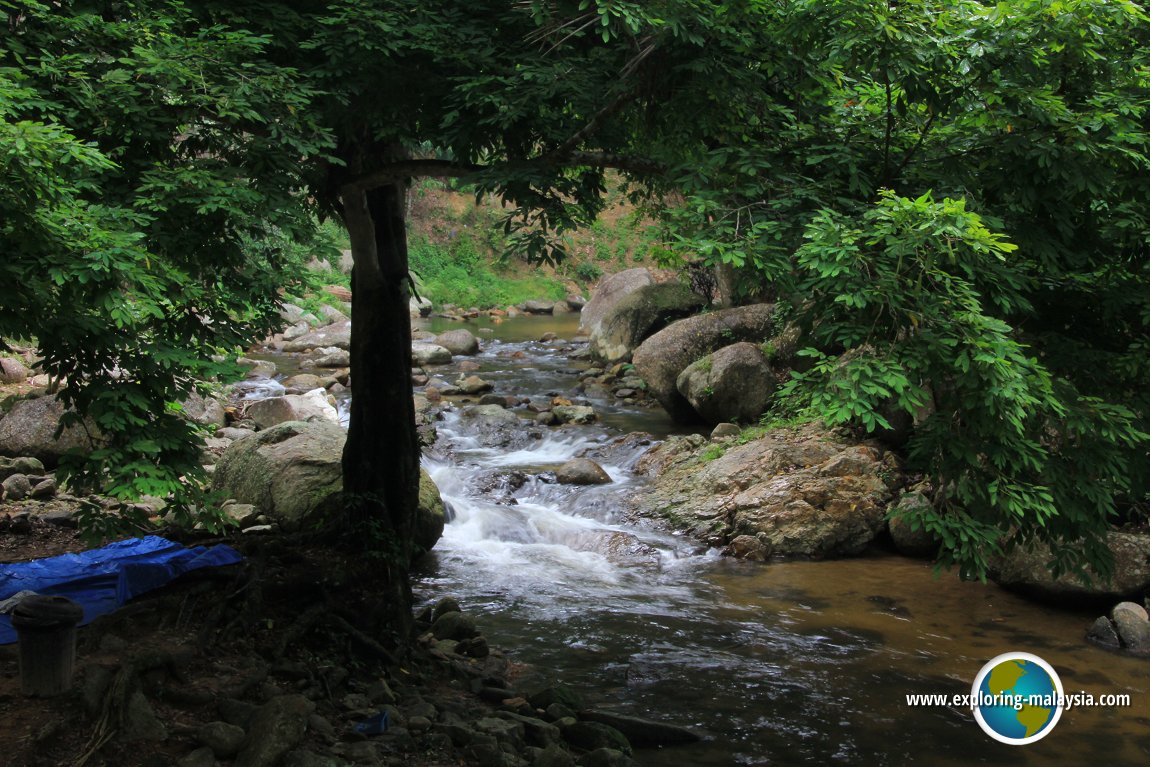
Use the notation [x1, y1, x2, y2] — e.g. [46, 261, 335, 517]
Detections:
[631, 423, 903, 558]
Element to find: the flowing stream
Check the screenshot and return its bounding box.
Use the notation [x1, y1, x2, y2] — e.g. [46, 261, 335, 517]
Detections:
[275, 314, 1150, 765]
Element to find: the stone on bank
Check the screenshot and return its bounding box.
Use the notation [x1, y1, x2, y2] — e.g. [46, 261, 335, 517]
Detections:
[211, 420, 444, 552]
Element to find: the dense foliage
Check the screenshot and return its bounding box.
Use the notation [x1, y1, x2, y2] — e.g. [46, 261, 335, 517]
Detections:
[1, 2, 332, 531]
[656, 0, 1150, 578]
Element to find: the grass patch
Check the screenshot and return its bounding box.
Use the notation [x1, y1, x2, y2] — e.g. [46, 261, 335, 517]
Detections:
[409, 234, 568, 309]
[700, 444, 726, 462]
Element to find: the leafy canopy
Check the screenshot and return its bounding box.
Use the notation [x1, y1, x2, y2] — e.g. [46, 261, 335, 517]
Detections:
[656, 0, 1150, 578]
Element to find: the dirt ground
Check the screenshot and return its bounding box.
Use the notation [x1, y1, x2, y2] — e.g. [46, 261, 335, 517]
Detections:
[0, 511, 510, 767]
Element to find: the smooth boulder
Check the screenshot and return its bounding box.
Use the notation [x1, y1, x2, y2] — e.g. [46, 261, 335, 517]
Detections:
[212, 420, 445, 551]
[416, 470, 447, 553]
[555, 458, 611, 485]
[0, 394, 99, 467]
[675, 342, 774, 425]
[632, 304, 777, 422]
[246, 389, 338, 430]
[412, 343, 452, 367]
[212, 421, 346, 524]
[282, 320, 351, 352]
[0, 357, 29, 384]
[589, 282, 704, 364]
[436, 329, 480, 356]
[989, 531, 1150, 603]
[579, 268, 655, 336]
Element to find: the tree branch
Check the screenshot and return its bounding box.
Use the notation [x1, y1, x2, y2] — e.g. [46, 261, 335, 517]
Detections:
[342, 151, 665, 194]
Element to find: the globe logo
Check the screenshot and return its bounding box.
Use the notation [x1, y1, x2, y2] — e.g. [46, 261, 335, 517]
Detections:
[971, 652, 1064, 744]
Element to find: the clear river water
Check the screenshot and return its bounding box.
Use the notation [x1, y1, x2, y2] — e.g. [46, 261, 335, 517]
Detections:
[283, 313, 1150, 765]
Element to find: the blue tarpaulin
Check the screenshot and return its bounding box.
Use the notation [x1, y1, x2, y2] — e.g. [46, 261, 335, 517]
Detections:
[0, 535, 243, 644]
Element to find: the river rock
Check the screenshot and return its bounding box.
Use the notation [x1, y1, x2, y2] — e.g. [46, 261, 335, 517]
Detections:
[561, 721, 631, 755]
[246, 389, 338, 429]
[555, 458, 611, 485]
[988, 531, 1150, 603]
[523, 300, 555, 314]
[281, 373, 330, 392]
[560, 530, 661, 568]
[1111, 602, 1150, 649]
[579, 711, 699, 748]
[212, 421, 345, 523]
[580, 268, 655, 336]
[282, 320, 351, 352]
[457, 375, 494, 395]
[416, 470, 446, 554]
[886, 489, 939, 558]
[632, 304, 778, 422]
[432, 611, 479, 641]
[196, 721, 247, 758]
[436, 329, 480, 356]
[318, 303, 349, 324]
[312, 350, 350, 368]
[589, 282, 704, 365]
[0, 456, 44, 481]
[31, 477, 56, 500]
[410, 295, 433, 318]
[281, 321, 311, 342]
[456, 405, 534, 449]
[576, 432, 656, 470]
[0, 394, 100, 467]
[238, 357, 278, 378]
[412, 343, 452, 366]
[212, 421, 445, 550]
[181, 390, 228, 428]
[675, 342, 774, 425]
[279, 303, 317, 326]
[576, 749, 633, 767]
[235, 694, 315, 767]
[2, 473, 32, 501]
[632, 423, 901, 557]
[710, 423, 740, 440]
[0, 357, 29, 384]
[1087, 615, 1121, 648]
[552, 405, 596, 425]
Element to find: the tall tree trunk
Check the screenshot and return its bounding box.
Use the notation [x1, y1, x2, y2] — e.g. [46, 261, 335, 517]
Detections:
[339, 180, 419, 639]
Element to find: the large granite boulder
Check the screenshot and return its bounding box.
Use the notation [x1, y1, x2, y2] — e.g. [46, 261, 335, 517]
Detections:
[410, 295, 433, 318]
[589, 282, 705, 364]
[675, 342, 774, 425]
[579, 268, 655, 336]
[411, 343, 452, 367]
[212, 420, 445, 552]
[989, 531, 1150, 604]
[632, 304, 777, 422]
[435, 329, 480, 356]
[282, 320, 351, 352]
[246, 389, 339, 430]
[0, 394, 99, 467]
[415, 470, 447, 554]
[0, 357, 29, 384]
[180, 390, 228, 428]
[212, 421, 345, 523]
[631, 423, 902, 558]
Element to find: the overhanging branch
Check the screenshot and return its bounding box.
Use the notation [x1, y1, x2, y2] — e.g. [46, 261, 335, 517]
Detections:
[343, 151, 665, 194]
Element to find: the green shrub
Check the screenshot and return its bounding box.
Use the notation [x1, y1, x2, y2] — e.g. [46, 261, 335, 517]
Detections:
[779, 191, 1146, 581]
